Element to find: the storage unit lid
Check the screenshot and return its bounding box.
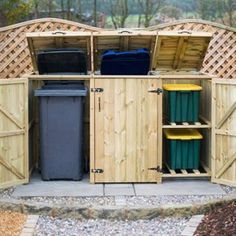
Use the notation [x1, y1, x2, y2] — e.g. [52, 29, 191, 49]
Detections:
[163, 84, 202, 91]
[152, 30, 212, 71]
[164, 129, 203, 140]
[26, 31, 92, 72]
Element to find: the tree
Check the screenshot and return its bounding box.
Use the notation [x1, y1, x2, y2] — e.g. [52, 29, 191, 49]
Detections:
[47, 0, 54, 17]
[31, 0, 39, 18]
[66, 0, 72, 20]
[0, 0, 30, 25]
[108, 0, 129, 28]
[224, 0, 236, 27]
[197, 0, 217, 21]
[60, 0, 65, 19]
[160, 5, 182, 20]
[137, 0, 166, 27]
[77, 0, 82, 21]
[93, 0, 97, 26]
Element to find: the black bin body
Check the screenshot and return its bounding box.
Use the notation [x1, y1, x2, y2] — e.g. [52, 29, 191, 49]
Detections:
[37, 49, 87, 75]
[35, 85, 87, 180]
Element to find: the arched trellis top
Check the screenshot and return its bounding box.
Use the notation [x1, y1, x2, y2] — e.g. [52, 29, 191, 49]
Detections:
[0, 18, 235, 79]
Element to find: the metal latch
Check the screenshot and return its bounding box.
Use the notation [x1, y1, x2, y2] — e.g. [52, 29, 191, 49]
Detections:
[148, 88, 163, 94]
[91, 169, 104, 173]
[148, 166, 162, 173]
[91, 88, 104, 93]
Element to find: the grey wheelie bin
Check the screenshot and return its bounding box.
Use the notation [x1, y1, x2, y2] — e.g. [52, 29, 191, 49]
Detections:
[35, 84, 87, 180]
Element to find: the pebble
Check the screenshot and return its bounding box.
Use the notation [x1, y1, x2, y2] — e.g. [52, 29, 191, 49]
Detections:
[34, 216, 190, 236]
[220, 185, 236, 195]
[125, 194, 228, 207]
[20, 196, 115, 206]
[0, 187, 15, 199]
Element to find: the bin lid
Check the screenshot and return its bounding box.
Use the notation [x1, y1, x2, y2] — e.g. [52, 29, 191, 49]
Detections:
[164, 129, 203, 140]
[92, 30, 157, 71]
[34, 88, 87, 97]
[163, 84, 202, 91]
[152, 30, 212, 71]
[26, 31, 91, 73]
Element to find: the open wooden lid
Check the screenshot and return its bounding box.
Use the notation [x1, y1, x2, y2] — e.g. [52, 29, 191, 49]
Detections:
[152, 31, 212, 71]
[92, 30, 157, 71]
[26, 31, 92, 72]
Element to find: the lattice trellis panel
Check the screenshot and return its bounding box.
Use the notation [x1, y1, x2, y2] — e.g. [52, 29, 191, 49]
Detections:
[0, 18, 101, 78]
[0, 19, 235, 79]
[149, 20, 236, 79]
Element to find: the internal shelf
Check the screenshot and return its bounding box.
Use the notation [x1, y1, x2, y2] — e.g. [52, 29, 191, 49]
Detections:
[162, 116, 211, 129]
[162, 162, 211, 178]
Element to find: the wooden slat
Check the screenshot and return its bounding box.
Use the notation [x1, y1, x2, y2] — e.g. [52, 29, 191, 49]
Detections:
[0, 104, 23, 129]
[0, 130, 24, 138]
[0, 156, 25, 179]
[216, 101, 236, 129]
[215, 152, 236, 179]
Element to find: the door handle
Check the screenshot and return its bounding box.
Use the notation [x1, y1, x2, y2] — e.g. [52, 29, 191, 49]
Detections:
[98, 97, 101, 112]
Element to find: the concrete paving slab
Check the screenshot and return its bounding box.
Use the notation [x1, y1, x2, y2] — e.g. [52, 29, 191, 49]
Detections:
[13, 174, 103, 197]
[105, 184, 135, 196]
[13, 172, 226, 197]
[134, 179, 225, 196]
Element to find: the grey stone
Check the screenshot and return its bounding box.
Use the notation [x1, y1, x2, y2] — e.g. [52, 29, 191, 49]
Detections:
[13, 175, 103, 197]
[105, 184, 135, 196]
[134, 179, 225, 196]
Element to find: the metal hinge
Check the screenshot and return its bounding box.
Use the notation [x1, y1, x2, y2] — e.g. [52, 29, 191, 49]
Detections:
[91, 169, 104, 174]
[91, 88, 104, 93]
[148, 88, 163, 95]
[148, 166, 162, 173]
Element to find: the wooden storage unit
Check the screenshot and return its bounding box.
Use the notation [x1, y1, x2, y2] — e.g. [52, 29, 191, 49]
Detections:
[90, 31, 162, 183]
[90, 30, 215, 182]
[151, 31, 213, 178]
[1, 30, 236, 188]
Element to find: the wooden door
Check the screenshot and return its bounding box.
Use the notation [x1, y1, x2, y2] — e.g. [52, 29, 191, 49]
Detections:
[91, 78, 162, 183]
[212, 79, 236, 187]
[0, 79, 29, 189]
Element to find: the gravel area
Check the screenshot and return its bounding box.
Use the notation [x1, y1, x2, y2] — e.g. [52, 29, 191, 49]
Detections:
[220, 185, 236, 195]
[0, 211, 27, 236]
[34, 216, 189, 236]
[0, 187, 15, 199]
[20, 196, 115, 206]
[125, 195, 227, 207]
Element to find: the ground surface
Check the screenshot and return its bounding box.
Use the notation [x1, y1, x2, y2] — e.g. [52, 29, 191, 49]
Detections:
[34, 216, 189, 236]
[0, 211, 27, 236]
[194, 201, 236, 236]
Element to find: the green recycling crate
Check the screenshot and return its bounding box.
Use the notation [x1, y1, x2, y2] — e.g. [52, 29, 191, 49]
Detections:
[164, 129, 203, 170]
[163, 84, 202, 123]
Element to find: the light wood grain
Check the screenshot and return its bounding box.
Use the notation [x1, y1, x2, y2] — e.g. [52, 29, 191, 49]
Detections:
[211, 79, 236, 187]
[0, 78, 28, 189]
[93, 78, 161, 183]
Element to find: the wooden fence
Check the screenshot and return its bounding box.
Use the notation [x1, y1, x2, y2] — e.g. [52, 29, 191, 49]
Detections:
[0, 18, 235, 79]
